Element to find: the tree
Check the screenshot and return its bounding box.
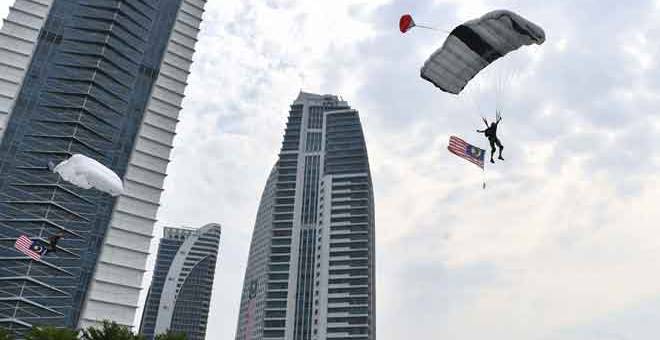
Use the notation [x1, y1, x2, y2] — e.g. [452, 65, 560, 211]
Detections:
[0, 327, 16, 340]
[155, 331, 187, 340]
[24, 326, 78, 340]
[80, 321, 143, 340]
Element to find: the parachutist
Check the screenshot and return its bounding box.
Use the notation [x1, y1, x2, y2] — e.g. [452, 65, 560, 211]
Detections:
[477, 114, 503, 163]
[47, 231, 65, 253]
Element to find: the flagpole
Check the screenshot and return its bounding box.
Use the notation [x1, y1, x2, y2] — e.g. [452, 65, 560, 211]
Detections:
[482, 166, 486, 190]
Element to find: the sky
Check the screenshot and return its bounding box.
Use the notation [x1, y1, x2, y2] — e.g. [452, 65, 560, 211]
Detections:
[3, 0, 660, 339]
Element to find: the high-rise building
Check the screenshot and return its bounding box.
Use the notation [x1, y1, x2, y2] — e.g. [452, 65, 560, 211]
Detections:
[235, 92, 376, 340]
[139, 224, 221, 340]
[0, 0, 207, 334]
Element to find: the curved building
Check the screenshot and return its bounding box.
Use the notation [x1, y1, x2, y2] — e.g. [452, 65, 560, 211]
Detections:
[235, 93, 376, 340]
[140, 224, 221, 340]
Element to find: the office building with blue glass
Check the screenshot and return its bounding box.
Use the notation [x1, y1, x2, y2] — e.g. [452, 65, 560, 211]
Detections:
[139, 224, 221, 340]
[235, 93, 376, 340]
[0, 0, 207, 335]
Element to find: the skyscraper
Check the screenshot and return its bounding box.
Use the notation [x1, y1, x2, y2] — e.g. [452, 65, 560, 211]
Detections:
[139, 224, 221, 340]
[235, 92, 376, 340]
[0, 0, 206, 334]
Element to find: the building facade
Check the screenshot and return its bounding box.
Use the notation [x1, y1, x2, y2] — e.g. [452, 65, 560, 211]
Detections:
[0, 0, 207, 335]
[139, 224, 221, 340]
[235, 92, 376, 340]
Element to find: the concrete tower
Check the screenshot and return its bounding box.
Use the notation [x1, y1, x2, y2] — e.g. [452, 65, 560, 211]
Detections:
[235, 92, 376, 340]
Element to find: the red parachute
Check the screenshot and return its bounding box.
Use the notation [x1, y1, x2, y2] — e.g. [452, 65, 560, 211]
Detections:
[399, 14, 415, 33]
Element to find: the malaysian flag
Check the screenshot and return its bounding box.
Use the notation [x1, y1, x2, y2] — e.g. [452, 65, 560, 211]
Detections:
[448, 136, 485, 169]
[244, 279, 258, 340]
[14, 235, 48, 261]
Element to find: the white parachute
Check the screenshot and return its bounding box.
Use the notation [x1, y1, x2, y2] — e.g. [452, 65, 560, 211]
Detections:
[50, 154, 124, 196]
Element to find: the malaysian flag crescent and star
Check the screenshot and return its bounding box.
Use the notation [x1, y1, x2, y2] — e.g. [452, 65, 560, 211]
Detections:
[14, 235, 49, 261]
[448, 136, 485, 169]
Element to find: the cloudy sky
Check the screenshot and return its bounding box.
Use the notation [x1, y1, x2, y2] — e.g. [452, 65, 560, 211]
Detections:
[164, 1, 660, 339]
[3, 0, 660, 339]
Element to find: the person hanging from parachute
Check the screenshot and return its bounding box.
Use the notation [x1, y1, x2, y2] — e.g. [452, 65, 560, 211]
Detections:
[47, 230, 65, 253]
[400, 10, 545, 169]
[476, 111, 503, 163]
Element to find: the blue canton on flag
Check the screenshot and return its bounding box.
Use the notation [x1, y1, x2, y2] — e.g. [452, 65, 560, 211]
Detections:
[14, 235, 49, 261]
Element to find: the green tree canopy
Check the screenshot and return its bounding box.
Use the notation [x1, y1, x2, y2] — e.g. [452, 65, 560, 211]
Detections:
[80, 321, 143, 340]
[24, 326, 78, 340]
[155, 330, 187, 340]
[0, 327, 16, 340]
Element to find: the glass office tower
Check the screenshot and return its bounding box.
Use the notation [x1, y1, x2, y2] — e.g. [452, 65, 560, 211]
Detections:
[0, 0, 207, 335]
[140, 224, 221, 340]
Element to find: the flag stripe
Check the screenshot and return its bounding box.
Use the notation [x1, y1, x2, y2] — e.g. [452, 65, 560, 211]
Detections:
[448, 148, 484, 167]
[246, 298, 255, 340]
[449, 149, 483, 167]
[448, 136, 485, 169]
[14, 235, 42, 261]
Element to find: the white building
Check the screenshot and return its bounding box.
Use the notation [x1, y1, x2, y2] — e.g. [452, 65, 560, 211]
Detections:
[140, 224, 221, 340]
[234, 92, 376, 340]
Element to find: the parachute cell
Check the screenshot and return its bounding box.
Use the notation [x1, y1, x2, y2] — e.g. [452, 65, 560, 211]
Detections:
[420, 10, 545, 94]
[51, 154, 124, 196]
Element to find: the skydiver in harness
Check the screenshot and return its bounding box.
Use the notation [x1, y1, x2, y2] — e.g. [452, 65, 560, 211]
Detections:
[47, 231, 65, 253]
[477, 112, 504, 163]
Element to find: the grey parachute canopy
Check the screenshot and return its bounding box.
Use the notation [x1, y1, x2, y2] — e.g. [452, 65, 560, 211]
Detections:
[420, 10, 545, 94]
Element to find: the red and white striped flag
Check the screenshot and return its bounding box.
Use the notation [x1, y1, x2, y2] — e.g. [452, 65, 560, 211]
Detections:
[448, 136, 485, 169]
[245, 279, 258, 340]
[14, 235, 47, 261]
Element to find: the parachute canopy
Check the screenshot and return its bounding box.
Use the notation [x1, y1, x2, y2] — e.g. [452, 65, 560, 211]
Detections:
[420, 10, 545, 94]
[399, 14, 415, 33]
[51, 154, 124, 196]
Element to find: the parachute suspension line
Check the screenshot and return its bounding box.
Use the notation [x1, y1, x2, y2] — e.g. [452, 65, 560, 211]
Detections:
[495, 53, 525, 117]
[495, 69, 504, 115]
[468, 80, 491, 134]
[494, 76, 501, 116]
[465, 81, 484, 124]
[494, 64, 516, 119]
[496, 72, 505, 116]
[413, 25, 452, 34]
